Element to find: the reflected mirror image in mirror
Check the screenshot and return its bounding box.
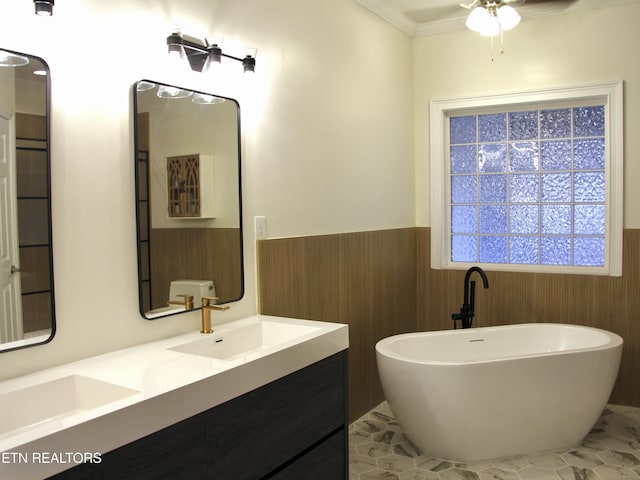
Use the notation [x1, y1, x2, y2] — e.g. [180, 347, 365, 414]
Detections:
[133, 80, 244, 320]
[0, 48, 55, 352]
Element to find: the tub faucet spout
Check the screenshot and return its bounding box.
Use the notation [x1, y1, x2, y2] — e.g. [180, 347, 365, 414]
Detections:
[452, 266, 489, 329]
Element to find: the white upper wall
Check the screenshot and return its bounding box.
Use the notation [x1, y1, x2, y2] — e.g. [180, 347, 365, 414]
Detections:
[244, 1, 415, 238]
[414, 2, 640, 228]
[0, 0, 414, 379]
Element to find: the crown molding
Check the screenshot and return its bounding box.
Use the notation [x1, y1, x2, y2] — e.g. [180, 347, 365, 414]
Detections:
[356, 0, 640, 37]
[354, 0, 417, 36]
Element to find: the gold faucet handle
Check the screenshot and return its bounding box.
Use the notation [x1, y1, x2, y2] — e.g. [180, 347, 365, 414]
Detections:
[201, 296, 219, 306]
[180, 294, 194, 309]
[201, 296, 230, 311]
[168, 294, 194, 309]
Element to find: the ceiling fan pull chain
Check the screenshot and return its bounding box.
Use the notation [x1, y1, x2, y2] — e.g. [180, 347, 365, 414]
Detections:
[490, 34, 495, 62]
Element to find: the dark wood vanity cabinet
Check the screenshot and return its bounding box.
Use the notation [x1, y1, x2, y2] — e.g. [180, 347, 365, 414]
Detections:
[49, 350, 348, 480]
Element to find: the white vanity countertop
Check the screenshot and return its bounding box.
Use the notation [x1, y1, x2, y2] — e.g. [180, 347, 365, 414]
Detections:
[0, 315, 348, 480]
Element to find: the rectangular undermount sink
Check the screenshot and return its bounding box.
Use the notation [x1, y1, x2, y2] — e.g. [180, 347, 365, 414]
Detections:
[169, 320, 322, 360]
[0, 375, 139, 436]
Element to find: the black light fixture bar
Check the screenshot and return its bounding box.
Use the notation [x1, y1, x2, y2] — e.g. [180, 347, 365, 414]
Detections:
[166, 32, 256, 74]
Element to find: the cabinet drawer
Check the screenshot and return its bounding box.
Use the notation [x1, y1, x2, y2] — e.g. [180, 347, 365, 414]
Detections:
[270, 429, 347, 480]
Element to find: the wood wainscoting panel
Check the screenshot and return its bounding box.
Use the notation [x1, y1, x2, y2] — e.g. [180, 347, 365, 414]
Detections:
[259, 227, 640, 416]
[257, 228, 417, 421]
[417, 227, 640, 407]
[15, 113, 46, 141]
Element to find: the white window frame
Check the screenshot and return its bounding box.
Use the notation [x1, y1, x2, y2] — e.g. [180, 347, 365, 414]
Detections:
[430, 81, 623, 276]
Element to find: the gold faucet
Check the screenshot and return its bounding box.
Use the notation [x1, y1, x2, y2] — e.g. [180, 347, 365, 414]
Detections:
[201, 296, 230, 333]
[168, 294, 194, 310]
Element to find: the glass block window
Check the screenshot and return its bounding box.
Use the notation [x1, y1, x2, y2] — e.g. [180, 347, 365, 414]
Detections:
[430, 83, 623, 275]
[450, 106, 605, 267]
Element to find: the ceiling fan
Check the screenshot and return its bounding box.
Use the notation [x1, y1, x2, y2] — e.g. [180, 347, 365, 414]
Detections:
[460, 0, 522, 8]
[459, 0, 523, 37]
[455, 0, 578, 59]
[459, 0, 570, 9]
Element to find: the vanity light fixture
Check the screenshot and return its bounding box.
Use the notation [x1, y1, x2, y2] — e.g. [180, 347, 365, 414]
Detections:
[166, 32, 257, 75]
[34, 0, 54, 16]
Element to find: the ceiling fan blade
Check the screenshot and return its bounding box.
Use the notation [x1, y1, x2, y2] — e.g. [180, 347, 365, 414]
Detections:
[459, 0, 482, 10]
[506, 0, 579, 5]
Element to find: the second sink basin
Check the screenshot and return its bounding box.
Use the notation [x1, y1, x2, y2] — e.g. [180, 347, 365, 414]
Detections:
[169, 319, 322, 360]
[0, 375, 139, 437]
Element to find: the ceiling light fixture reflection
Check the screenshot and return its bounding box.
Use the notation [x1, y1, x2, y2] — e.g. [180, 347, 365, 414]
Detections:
[157, 85, 193, 99]
[136, 81, 156, 92]
[0, 50, 29, 67]
[192, 93, 226, 105]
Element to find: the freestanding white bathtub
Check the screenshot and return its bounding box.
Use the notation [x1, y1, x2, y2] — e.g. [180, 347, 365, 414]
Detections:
[376, 323, 623, 462]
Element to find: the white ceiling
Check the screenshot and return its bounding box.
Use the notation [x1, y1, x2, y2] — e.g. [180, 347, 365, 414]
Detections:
[354, 0, 639, 36]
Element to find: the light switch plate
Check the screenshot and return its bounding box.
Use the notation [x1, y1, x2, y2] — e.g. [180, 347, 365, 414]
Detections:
[254, 216, 267, 240]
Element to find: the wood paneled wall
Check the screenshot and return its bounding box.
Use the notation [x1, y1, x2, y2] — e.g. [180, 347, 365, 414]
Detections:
[258, 227, 640, 420]
[257, 229, 417, 421]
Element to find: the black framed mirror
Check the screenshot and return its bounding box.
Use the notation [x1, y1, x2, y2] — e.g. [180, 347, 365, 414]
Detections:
[133, 80, 244, 320]
[0, 48, 55, 352]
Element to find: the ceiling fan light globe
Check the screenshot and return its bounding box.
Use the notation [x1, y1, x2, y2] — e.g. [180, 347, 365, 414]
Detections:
[497, 5, 521, 31]
[479, 15, 500, 36]
[466, 6, 490, 33]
